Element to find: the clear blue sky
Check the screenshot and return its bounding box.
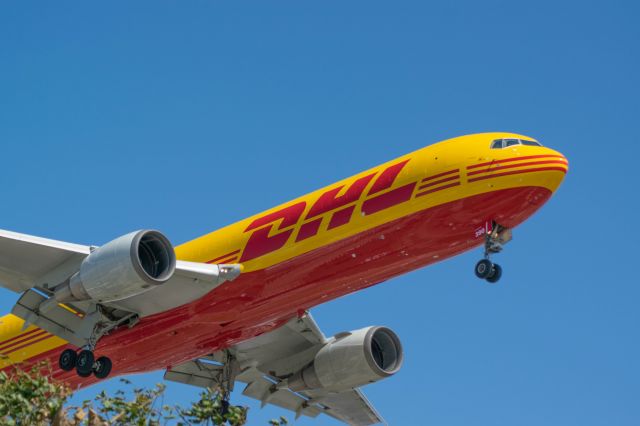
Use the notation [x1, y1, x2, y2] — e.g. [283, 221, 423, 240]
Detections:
[1, 1, 638, 425]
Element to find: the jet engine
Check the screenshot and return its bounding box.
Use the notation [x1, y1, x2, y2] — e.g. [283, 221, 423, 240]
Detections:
[53, 230, 176, 303]
[288, 326, 403, 393]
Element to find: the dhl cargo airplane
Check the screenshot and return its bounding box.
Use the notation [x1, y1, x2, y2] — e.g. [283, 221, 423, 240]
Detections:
[0, 132, 567, 424]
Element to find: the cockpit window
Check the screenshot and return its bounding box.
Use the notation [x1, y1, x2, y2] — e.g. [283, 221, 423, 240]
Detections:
[490, 140, 504, 149]
[490, 138, 543, 149]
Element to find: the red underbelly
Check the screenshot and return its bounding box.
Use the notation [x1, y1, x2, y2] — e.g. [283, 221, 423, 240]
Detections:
[30, 186, 552, 388]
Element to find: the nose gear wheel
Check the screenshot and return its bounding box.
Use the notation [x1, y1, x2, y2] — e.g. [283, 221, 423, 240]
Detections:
[474, 222, 511, 284]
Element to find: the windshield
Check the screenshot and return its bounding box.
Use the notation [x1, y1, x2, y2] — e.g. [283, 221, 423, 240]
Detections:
[490, 138, 543, 149]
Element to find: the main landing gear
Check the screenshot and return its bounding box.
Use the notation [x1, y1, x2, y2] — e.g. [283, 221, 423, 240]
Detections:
[474, 222, 512, 284]
[59, 348, 112, 379]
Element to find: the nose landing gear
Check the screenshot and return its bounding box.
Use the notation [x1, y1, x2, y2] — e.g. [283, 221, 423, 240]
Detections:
[58, 348, 113, 379]
[475, 222, 511, 284]
[475, 259, 502, 283]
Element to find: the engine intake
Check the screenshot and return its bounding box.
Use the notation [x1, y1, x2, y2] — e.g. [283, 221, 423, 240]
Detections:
[288, 326, 403, 393]
[54, 230, 176, 303]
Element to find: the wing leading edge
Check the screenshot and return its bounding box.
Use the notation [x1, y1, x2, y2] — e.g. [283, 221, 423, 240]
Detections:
[0, 229, 91, 293]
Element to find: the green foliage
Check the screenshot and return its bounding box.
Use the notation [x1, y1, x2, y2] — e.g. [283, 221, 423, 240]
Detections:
[177, 388, 248, 426]
[78, 379, 175, 426]
[0, 362, 284, 426]
[0, 362, 71, 426]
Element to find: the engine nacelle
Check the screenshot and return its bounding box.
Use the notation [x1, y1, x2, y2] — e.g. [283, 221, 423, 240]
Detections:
[288, 326, 403, 393]
[54, 230, 176, 303]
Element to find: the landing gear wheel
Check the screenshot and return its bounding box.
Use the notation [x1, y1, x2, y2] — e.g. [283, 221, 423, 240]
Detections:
[93, 356, 112, 379]
[486, 263, 502, 283]
[59, 349, 77, 372]
[76, 350, 95, 378]
[475, 259, 493, 279]
[475, 222, 511, 283]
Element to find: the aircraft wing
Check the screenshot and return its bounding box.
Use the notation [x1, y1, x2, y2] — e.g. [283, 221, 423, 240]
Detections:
[0, 229, 91, 293]
[1, 228, 242, 347]
[164, 313, 386, 425]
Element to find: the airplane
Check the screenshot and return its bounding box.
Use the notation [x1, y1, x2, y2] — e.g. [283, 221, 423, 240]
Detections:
[0, 132, 567, 425]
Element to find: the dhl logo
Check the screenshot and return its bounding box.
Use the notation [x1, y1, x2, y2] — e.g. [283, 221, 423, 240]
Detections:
[239, 159, 416, 262]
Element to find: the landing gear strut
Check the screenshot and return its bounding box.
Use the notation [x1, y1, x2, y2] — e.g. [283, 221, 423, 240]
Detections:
[56, 307, 125, 380]
[219, 350, 236, 418]
[475, 222, 511, 284]
[58, 348, 113, 379]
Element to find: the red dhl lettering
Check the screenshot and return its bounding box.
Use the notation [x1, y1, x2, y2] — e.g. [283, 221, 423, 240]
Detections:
[240, 202, 307, 262]
[305, 174, 376, 220]
[240, 160, 414, 262]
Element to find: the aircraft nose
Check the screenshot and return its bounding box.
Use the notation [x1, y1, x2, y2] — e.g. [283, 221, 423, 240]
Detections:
[538, 147, 568, 193]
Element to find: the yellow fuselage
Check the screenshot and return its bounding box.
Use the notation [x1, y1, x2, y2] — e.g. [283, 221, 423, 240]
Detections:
[0, 132, 567, 372]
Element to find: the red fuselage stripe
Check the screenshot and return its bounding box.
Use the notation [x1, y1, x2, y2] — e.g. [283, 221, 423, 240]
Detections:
[421, 169, 459, 182]
[216, 257, 239, 264]
[467, 160, 569, 177]
[418, 175, 460, 190]
[415, 182, 461, 197]
[467, 154, 567, 170]
[0, 328, 42, 348]
[468, 166, 567, 183]
[207, 250, 241, 264]
[0, 330, 48, 352]
[2, 335, 54, 355]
